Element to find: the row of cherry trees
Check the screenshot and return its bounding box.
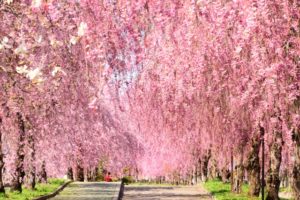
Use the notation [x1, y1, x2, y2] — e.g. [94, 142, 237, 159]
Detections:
[121, 0, 300, 199]
[0, 0, 142, 193]
[0, 0, 299, 200]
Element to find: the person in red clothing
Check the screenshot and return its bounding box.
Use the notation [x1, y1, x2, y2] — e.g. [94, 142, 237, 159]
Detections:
[104, 172, 112, 182]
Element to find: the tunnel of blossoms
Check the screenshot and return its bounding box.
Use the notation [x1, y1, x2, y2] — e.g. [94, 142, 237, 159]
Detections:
[0, 0, 299, 199]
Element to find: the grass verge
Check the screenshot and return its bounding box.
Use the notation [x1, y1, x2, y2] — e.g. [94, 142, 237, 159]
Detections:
[203, 180, 293, 200]
[0, 178, 66, 200]
[203, 180, 259, 200]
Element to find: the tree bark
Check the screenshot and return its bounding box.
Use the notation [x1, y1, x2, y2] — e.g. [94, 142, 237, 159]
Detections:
[231, 151, 234, 192]
[221, 167, 230, 183]
[87, 168, 95, 181]
[233, 156, 244, 194]
[266, 128, 283, 200]
[209, 159, 219, 180]
[67, 167, 74, 180]
[39, 161, 47, 183]
[195, 164, 198, 184]
[292, 129, 300, 200]
[25, 134, 36, 190]
[75, 164, 84, 182]
[11, 112, 26, 193]
[245, 133, 261, 196]
[198, 158, 202, 182]
[92, 167, 98, 181]
[0, 117, 5, 194]
[201, 149, 211, 182]
[84, 167, 88, 182]
[280, 169, 288, 188]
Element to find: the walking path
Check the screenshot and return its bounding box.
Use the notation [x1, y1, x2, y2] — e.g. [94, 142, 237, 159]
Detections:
[51, 182, 121, 200]
[122, 184, 213, 200]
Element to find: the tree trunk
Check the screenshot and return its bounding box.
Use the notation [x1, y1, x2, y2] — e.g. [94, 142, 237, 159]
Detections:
[87, 168, 94, 181]
[233, 156, 244, 194]
[190, 171, 193, 185]
[84, 167, 88, 182]
[75, 164, 84, 182]
[25, 134, 36, 190]
[231, 151, 234, 192]
[209, 159, 219, 180]
[221, 167, 230, 183]
[39, 161, 47, 183]
[245, 133, 261, 196]
[0, 117, 5, 194]
[201, 149, 211, 182]
[280, 169, 288, 188]
[266, 128, 283, 200]
[11, 112, 26, 193]
[198, 158, 202, 182]
[67, 167, 74, 180]
[292, 129, 300, 200]
[195, 164, 198, 184]
[92, 167, 98, 181]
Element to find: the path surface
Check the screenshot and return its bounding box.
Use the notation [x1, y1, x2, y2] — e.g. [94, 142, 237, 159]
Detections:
[51, 182, 121, 200]
[122, 184, 213, 200]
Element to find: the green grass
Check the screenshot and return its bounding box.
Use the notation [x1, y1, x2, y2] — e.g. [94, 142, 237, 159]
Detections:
[0, 178, 66, 200]
[280, 186, 292, 193]
[203, 180, 293, 200]
[203, 180, 259, 200]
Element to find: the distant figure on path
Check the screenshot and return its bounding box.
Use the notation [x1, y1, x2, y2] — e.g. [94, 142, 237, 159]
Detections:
[104, 172, 112, 182]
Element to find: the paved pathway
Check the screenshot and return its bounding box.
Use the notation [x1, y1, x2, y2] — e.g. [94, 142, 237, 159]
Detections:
[122, 184, 213, 200]
[51, 182, 121, 200]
